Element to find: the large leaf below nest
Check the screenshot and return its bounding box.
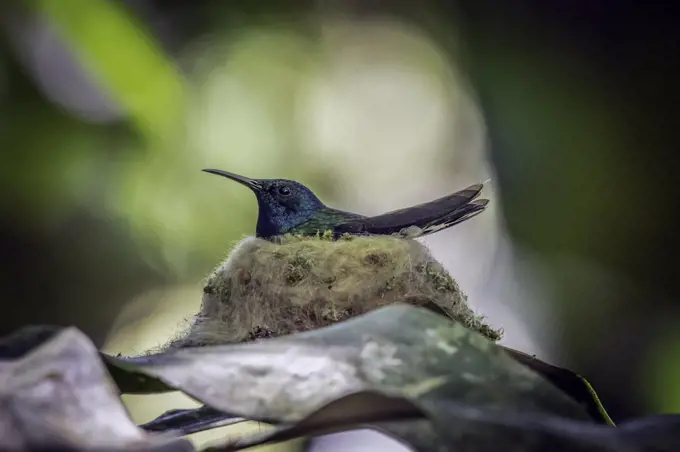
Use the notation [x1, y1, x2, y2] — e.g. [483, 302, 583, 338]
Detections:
[108, 304, 591, 424]
[105, 304, 607, 450]
[2, 304, 679, 451]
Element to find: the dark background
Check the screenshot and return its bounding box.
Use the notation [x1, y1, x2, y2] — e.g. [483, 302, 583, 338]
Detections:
[1, 0, 678, 426]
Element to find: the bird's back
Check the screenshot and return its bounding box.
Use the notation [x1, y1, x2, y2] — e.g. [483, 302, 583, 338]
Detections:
[288, 207, 366, 236]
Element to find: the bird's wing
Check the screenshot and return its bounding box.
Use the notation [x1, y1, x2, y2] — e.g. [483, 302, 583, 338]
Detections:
[332, 183, 488, 238]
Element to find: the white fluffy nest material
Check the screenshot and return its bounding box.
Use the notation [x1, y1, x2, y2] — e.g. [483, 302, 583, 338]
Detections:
[166, 234, 501, 349]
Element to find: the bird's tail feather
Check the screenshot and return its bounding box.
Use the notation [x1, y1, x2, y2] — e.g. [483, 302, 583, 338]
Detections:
[332, 182, 490, 238]
[416, 198, 489, 237]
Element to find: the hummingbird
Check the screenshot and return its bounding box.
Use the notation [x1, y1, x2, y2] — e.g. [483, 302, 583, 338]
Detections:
[203, 168, 489, 240]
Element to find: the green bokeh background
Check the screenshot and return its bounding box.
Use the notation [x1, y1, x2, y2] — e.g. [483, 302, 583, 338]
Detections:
[1, 1, 678, 448]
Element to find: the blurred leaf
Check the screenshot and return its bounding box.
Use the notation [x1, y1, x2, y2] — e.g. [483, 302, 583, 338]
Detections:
[396, 399, 676, 452]
[617, 414, 680, 451]
[395, 302, 614, 425]
[208, 395, 680, 452]
[206, 391, 422, 450]
[2, 309, 679, 451]
[30, 0, 186, 141]
[102, 354, 175, 394]
[106, 304, 597, 449]
[501, 346, 615, 425]
[141, 406, 246, 436]
[0, 327, 193, 451]
[0, 324, 64, 359]
[108, 304, 590, 422]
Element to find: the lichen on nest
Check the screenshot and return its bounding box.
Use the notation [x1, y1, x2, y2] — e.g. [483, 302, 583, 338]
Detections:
[165, 233, 502, 349]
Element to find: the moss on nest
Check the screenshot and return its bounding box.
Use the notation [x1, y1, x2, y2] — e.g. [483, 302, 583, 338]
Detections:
[165, 234, 502, 349]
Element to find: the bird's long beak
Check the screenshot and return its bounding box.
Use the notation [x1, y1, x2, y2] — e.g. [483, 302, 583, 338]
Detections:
[202, 168, 263, 191]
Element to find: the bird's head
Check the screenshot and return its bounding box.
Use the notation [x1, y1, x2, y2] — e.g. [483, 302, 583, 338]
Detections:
[203, 168, 325, 238]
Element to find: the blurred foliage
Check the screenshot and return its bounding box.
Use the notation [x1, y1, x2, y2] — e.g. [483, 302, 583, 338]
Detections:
[447, 1, 680, 420]
[644, 328, 680, 414]
[32, 0, 187, 140]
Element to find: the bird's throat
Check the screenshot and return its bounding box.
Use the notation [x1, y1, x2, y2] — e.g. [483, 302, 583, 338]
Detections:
[255, 202, 318, 238]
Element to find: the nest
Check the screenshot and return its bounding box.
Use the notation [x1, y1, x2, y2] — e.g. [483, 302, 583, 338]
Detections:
[165, 234, 501, 349]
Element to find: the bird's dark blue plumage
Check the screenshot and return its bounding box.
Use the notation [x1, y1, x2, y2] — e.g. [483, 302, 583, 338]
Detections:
[203, 168, 489, 240]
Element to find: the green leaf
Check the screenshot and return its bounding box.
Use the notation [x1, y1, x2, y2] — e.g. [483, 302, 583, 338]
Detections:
[28, 0, 186, 142]
[501, 346, 615, 425]
[108, 304, 590, 424]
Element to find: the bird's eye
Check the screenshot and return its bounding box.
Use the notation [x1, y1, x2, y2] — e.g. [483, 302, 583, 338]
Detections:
[278, 186, 291, 196]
